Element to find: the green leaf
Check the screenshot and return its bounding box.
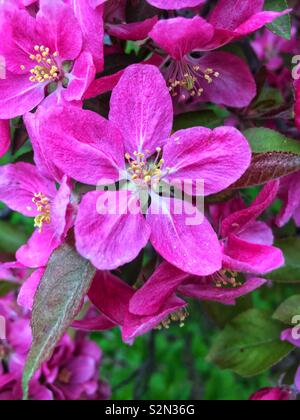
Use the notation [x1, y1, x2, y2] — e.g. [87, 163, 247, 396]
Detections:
[207, 309, 293, 377]
[22, 242, 96, 400]
[273, 295, 300, 325]
[173, 110, 223, 131]
[265, 0, 291, 40]
[232, 128, 300, 188]
[202, 296, 252, 328]
[268, 237, 300, 284]
[244, 128, 300, 155]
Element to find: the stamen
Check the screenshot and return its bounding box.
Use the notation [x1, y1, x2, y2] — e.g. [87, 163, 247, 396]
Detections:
[156, 308, 189, 330]
[32, 192, 51, 233]
[163, 57, 221, 101]
[214, 270, 242, 289]
[21, 45, 60, 84]
[125, 148, 164, 185]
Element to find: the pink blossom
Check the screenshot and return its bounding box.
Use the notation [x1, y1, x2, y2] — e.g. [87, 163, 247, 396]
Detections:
[276, 172, 300, 227]
[0, 295, 110, 400]
[28, 64, 251, 276]
[0, 163, 74, 268]
[0, 0, 98, 118]
[249, 387, 295, 401]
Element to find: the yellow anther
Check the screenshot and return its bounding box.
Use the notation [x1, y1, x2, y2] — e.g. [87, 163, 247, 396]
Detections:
[20, 65, 26, 71]
[32, 193, 51, 233]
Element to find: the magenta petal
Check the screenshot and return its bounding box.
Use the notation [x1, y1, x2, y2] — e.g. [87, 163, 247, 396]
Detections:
[68, 0, 104, 72]
[51, 177, 72, 239]
[277, 173, 300, 228]
[107, 16, 158, 41]
[123, 296, 187, 344]
[238, 221, 274, 246]
[0, 120, 10, 157]
[209, 0, 265, 30]
[24, 108, 66, 183]
[0, 162, 56, 217]
[164, 126, 251, 196]
[75, 190, 151, 270]
[17, 268, 45, 310]
[149, 17, 214, 60]
[129, 262, 189, 316]
[109, 64, 173, 155]
[196, 52, 256, 108]
[16, 225, 62, 268]
[147, 0, 205, 9]
[73, 314, 116, 332]
[221, 181, 279, 238]
[88, 271, 134, 326]
[31, 106, 125, 185]
[147, 194, 222, 276]
[63, 52, 96, 102]
[0, 72, 45, 119]
[37, 0, 82, 60]
[179, 276, 266, 304]
[83, 70, 124, 99]
[224, 234, 284, 275]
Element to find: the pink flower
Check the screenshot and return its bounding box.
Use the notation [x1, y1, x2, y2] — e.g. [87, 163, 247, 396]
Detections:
[29, 64, 251, 276]
[276, 172, 300, 227]
[251, 26, 300, 72]
[249, 387, 295, 401]
[0, 0, 98, 118]
[149, 16, 257, 107]
[0, 163, 74, 268]
[0, 295, 110, 400]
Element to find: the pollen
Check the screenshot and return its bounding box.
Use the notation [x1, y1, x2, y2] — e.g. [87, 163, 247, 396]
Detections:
[21, 45, 60, 84]
[125, 148, 164, 185]
[32, 192, 51, 233]
[156, 308, 189, 330]
[214, 270, 242, 289]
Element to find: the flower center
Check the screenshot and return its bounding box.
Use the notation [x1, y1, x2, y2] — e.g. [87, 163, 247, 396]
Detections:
[21, 45, 60, 84]
[162, 56, 220, 102]
[213, 270, 242, 289]
[32, 192, 51, 233]
[156, 308, 189, 330]
[125, 148, 165, 186]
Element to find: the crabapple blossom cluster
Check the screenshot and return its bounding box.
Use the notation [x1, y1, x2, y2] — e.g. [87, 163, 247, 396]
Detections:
[0, 0, 300, 401]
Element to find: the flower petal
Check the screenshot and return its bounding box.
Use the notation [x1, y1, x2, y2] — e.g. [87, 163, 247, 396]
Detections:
[221, 181, 279, 238]
[107, 16, 158, 41]
[88, 270, 134, 326]
[0, 162, 56, 217]
[163, 126, 251, 196]
[129, 262, 189, 316]
[0, 120, 10, 157]
[37, 0, 83, 60]
[149, 17, 214, 60]
[17, 268, 45, 310]
[0, 72, 45, 119]
[223, 234, 284, 275]
[147, 194, 222, 276]
[28, 105, 125, 185]
[109, 64, 173, 155]
[147, 0, 205, 9]
[196, 52, 256, 108]
[75, 190, 151, 270]
[179, 276, 266, 304]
